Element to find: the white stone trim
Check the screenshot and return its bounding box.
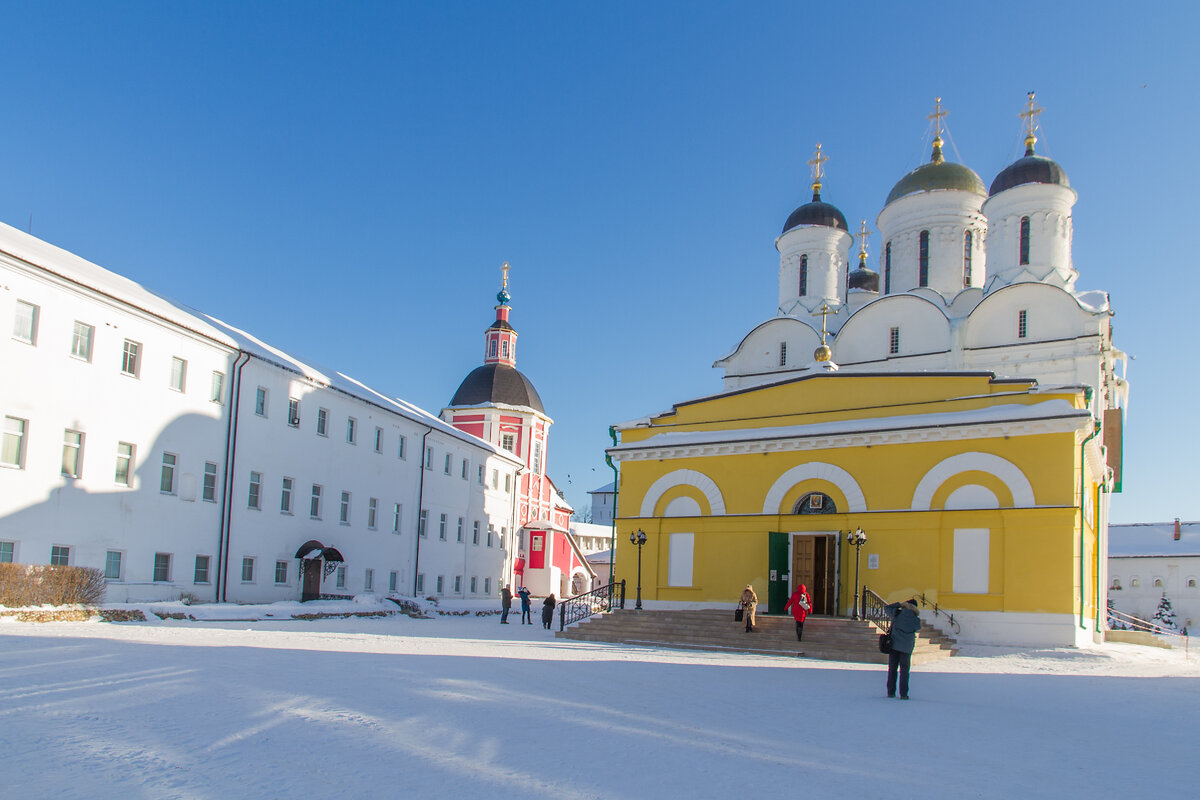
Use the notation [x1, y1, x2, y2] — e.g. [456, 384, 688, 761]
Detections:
[762, 462, 867, 514]
[639, 469, 725, 518]
[910, 452, 1035, 510]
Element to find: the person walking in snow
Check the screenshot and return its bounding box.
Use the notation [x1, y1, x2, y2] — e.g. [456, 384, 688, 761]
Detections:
[517, 585, 532, 624]
[500, 585, 513, 624]
[541, 593, 557, 629]
[885, 597, 922, 699]
[740, 584, 759, 632]
[784, 584, 812, 641]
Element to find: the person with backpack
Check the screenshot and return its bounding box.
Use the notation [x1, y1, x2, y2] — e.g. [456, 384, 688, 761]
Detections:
[784, 584, 813, 641]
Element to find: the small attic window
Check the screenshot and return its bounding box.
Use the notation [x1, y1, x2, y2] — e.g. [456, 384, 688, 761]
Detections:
[889, 326, 900, 355]
[1018, 309, 1028, 339]
[1111, 578, 1122, 590]
[779, 342, 787, 367]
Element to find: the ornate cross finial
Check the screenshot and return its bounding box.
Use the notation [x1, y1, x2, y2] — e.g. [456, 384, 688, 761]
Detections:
[1019, 90, 1043, 155]
[807, 143, 827, 197]
[501, 261, 510, 289]
[812, 302, 837, 345]
[928, 97, 948, 138]
[856, 220, 871, 260]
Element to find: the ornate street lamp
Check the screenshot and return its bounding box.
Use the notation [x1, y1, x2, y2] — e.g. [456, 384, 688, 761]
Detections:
[629, 529, 647, 610]
[847, 527, 868, 619]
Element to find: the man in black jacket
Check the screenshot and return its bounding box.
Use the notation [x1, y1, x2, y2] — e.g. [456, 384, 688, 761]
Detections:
[885, 598, 922, 699]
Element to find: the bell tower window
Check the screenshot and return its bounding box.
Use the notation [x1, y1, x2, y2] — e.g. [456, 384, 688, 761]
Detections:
[963, 230, 973, 287]
[489, 339, 497, 358]
[502, 340, 509, 358]
[884, 242, 891, 294]
[1018, 309, 1028, 339]
[778, 342, 787, 367]
[889, 326, 900, 355]
[1019, 216, 1031, 265]
[918, 230, 929, 287]
[799, 255, 808, 297]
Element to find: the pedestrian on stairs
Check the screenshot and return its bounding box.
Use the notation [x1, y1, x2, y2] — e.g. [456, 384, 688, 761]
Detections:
[884, 597, 922, 700]
[784, 584, 812, 641]
[740, 584, 758, 632]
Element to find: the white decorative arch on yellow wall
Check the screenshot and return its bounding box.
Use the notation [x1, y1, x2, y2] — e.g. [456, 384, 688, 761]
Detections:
[911, 452, 1035, 510]
[639, 469, 726, 517]
[761, 462, 867, 514]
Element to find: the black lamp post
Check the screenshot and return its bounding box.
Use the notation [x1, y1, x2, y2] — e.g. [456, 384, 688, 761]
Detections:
[847, 527, 867, 619]
[630, 529, 647, 610]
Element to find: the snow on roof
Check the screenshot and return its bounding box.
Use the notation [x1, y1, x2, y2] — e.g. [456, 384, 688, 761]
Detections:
[588, 482, 615, 494]
[570, 521, 613, 539]
[585, 548, 613, 564]
[610, 399, 1088, 454]
[1109, 522, 1200, 557]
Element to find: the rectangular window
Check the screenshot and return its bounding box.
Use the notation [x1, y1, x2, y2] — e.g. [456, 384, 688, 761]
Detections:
[470, 576, 477, 594]
[439, 513, 447, 540]
[419, 509, 428, 537]
[288, 398, 300, 428]
[889, 326, 900, 356]
[50, 545, 70, 566]
[492, 469, 499, 490]
[61, 430, 84, 479]
[457, 517, 464, 542]
[484, 577, 490, 596]
[194, 555, 210, 584]
[2, 416, 27, 468]
[340, 490, 351, 524]
[121, 340, 141, 377]
[487, 524, 495, 548]
[170, 357, 187, 392]
[13, 300, 38, 344]
[533, 442, 542, 474]
[316, 408, 328, 436]
[667, 532, 695, 587]
[275, 560, 288, 584]
[310, 484, 322, 519]
[1018, 309, 1028, 340]
[374, 427, 383, 453]
[365, 568, 375, 592]
[436, 575, 444, 595]
[280, 477, 293, 513]
[799, 254, 808, 296]
[115, 442, 134, 486]
[153, 552, 171, 582]
[346, 417, 357, 444]
[779, 341, 787, 367]
[425, 446, 433, 469]
[478, 464, 485, 485]
[444, 453, 451, 475]
[504, 473, 511, 493]
[393, 503, 402, 534]
[461, 458, 468, 479]
[473, 521, 480, 545]
[501, 433, 515, 452]
[963, 230, 974, 288]
[202, 461, 217, 502]
[0, 541, 14, 563]
[884, 241, 892, 294]
[241, 557, 255, 583]
[918, 229, 930, 287]
[368, 498, 378, 529]
[211, 371, 225, 404]
[336, 565, 346, 589]
[389, 571, 398, 593]
[500, 527, 507, 551]
[71, 321, 94, 361]
[248, 471, 262, 509]
[104, 550, 123, 580]
[255, 387, 268, 417]
[398, 434, 406, 459]
[416, 573, 425, 593]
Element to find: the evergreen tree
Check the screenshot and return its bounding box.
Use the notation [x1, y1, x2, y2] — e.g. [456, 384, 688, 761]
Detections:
[1152, 593, 1178, 631]
[1106, 598, 1124, 630]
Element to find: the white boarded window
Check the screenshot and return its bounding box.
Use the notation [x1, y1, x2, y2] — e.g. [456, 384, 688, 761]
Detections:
[953, 528, 989, 594]
[667, 532, 694, 587]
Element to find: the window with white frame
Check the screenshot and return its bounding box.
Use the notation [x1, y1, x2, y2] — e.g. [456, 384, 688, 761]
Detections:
[170, 357, 187, 392]
[153, 552, 171, 582]
[50, 545, 70, 566]
[457, 517, 464, 542]
[505, 473, 511, 493]
[425, 446, 433, 469]
[346, 417, 357, 444]
[416, 573, 425, 593]
[1018, 309, 1028, 339]
[336, 565, 346, 589]
[194, 555, 211, 584]
[365, 568, 374, 592]
[478, 464, 485, 485]
[393, 503, 402, 534]
[487, 524, 494, 548]
[248, 471, 262, 509]
[340, 491, 351, 524]
[439, 513, 447, 540]
[533, 441, 542, 473]
[500, 527, 507, 551]
[436, 575, 444, 595]
[160, 453, 177, 493]
[484, 577, 490, 596]
[779, 341, 787, 367]
[121, 339, 141, 377]
[501, 433, 515, 452]
[310, 484, 322, 519]
[316, 408, 328, 436]
[115, 442, 135, 487]
[461, 458, 468, 479]
[2, 416, 27, 468]
[473, 521, 480, 545]
[13, 300, 38, 344]
[492, 469, 499, 489]
[398, 434, 406, 459]
[470, 576, 477, 594]
[202, 461, 218, 502]
[418, 509, 428, 537]
[281, 477, 293, 513]
[288, 398, 300, 427]
[275, 560, 288, 584]
[211, 371, 225, 404]
[389, 571, 398, 592]
[368, 498, 378, 529]
[444, 453, 451, 474]
[71, 321, 94, 361]
[241, 557, 255, 583]
[889, 326, 900, 355]
[0, 541, 14, 563]
[61, 430, 84, 478]
[374, 427, 383, 453]
[104, 550, 123, 580]
[255, 387, 268, 416]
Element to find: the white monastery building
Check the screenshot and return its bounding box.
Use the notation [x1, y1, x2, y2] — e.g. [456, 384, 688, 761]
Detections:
[1108, 520, 1199, 633]
[1, 222, 531, 603]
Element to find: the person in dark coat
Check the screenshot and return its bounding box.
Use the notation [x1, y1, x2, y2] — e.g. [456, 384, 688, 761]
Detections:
[541, 593, 557, 628]
[500, 585, 512, 624]
[885, 597, 922, 699]
[517, 585, 532, 624]
[784, 584, 812, 641]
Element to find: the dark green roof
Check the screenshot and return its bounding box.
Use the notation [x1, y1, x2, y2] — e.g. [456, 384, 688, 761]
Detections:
[886, 160, 986, 205]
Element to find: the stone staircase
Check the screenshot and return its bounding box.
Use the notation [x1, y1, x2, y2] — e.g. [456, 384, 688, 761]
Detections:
[557, 609, 957, 664]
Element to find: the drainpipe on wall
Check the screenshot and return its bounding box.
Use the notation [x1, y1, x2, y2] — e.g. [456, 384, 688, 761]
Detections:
[1079, 418, 1101, 630]
[606, 425, 620, 587]
[412, 426, 432, 598]
[216, 351, 250, 603]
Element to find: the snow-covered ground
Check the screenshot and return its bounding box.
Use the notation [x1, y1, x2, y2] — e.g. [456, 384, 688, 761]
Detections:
[2, 600, 1197, 800]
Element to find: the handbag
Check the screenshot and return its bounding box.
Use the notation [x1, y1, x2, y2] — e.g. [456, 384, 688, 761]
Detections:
[878, 631, 893, 654]
[734, 606, 744, 622]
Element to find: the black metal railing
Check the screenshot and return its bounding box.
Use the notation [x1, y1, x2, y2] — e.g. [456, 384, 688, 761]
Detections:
[559, 580, 626, 631]
[917, 592, 960, 635]
[861, 587, 892, 630]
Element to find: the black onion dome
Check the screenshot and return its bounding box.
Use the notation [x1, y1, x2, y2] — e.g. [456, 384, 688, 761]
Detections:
[450, 363, 544, 413]
[848, 265, 879, 292]
[989, 154, 1070, 196]
[782, 195, 849, 235]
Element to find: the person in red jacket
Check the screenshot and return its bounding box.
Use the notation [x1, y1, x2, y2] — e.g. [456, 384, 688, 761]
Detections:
[784, 584, 812, 641]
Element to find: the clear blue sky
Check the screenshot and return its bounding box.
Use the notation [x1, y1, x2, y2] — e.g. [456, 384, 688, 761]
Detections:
[2, 2, 1195, 523]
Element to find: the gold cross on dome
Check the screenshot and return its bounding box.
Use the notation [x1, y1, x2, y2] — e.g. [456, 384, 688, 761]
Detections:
[501, 262, 510, 289]
[808, 143, 827, 183]
[856, 220, 871, 258]
[928, 97, 948, 138]
[1019, 91, 1043, 138]
[812, 302, 837, 345]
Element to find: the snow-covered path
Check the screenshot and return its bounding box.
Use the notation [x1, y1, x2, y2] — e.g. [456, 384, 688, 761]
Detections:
[2, 613, 1197, 799]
